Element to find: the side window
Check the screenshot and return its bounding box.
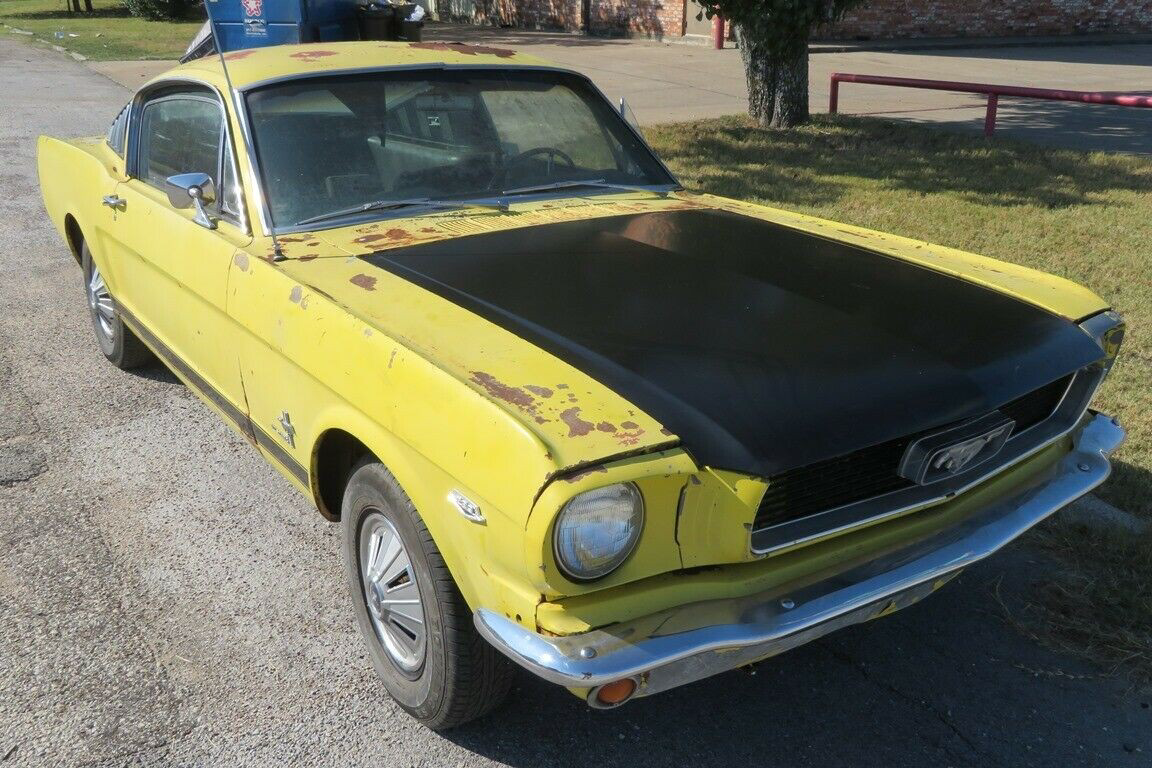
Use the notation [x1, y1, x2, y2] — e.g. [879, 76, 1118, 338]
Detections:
[106, 104, 129, 157]
[137, 96, 223, 190]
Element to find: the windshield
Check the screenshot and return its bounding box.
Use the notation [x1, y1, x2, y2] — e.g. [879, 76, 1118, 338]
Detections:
[244, 70, 676, 229]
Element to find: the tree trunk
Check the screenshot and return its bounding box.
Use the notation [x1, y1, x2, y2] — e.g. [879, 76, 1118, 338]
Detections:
[734, 23, 809, 129]
[84, 0, 94, 11]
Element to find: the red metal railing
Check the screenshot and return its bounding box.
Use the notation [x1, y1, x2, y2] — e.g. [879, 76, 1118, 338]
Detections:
[828, 73, 1152, 136]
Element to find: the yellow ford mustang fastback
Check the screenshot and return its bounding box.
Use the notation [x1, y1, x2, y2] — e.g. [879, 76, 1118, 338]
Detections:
[37, 40, 1126, 729]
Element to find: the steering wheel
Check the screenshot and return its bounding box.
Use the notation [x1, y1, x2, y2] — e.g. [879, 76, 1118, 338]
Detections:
[497, 146, 576, 187]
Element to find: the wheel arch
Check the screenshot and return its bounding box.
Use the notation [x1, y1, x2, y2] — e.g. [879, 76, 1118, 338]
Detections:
[311, 427, 372, 521]
[64, 214, 84, 265]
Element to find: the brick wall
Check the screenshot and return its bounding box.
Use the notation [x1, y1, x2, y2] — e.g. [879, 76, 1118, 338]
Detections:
[821, 0, 1152, 39]
[588, 0, 684, 37]
[447, 0, 683, 36]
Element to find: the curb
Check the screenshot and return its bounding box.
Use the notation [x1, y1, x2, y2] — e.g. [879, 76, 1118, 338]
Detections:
[3, 23, 88, 61]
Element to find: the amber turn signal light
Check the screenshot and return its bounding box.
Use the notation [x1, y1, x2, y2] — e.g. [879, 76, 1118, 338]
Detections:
[593, 678, 637, 707]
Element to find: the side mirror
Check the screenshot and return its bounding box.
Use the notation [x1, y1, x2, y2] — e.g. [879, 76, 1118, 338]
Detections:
[164, 172, 217, 230]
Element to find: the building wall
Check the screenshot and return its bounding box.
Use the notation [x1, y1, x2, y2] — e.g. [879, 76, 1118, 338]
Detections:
[821, 0, 1152, 39]
[445, 0, 683, 35]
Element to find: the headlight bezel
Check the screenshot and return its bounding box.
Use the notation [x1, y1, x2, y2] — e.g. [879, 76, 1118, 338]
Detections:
[552, 481, 646, 582]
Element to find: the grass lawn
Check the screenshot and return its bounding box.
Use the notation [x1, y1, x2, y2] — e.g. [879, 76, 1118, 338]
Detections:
[648, 115, 1152, 680]
[0, 0, 198, 59]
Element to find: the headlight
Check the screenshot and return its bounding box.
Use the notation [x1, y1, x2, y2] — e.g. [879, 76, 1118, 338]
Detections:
[553, 483, 644, 581]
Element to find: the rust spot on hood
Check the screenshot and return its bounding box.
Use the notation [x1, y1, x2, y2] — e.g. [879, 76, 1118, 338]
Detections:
[298, 254, 319, 261]
[233, 252, 250, 271]
[356, 233, 387, 244]
[525, 385, 554, 398]
[560, 407, 594, 437]
[470, 371, 535, 408]
[385, 228, 411, 240]
[290, 49, 338, 61]
[223, 50, 254, 60]
[596, 421, 616, 433]
[408, 42, 515, 58]
[350, 274, 378, 291]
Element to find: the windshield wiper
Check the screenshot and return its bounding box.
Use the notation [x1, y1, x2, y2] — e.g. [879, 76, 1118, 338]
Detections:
[295, 197, 508, 227]
[501, 179, 674, 196]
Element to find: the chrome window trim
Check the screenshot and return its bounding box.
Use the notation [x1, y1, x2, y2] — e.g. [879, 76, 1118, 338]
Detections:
[127, 77, 250, 236]
[749, 364, 1105, 555]
[234, 64, 681, 237]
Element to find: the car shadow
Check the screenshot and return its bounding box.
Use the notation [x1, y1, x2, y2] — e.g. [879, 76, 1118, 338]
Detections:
[442, 549, 1148, 767]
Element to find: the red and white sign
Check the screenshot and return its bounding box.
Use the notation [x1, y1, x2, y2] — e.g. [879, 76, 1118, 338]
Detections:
[241, 0, 262, 17]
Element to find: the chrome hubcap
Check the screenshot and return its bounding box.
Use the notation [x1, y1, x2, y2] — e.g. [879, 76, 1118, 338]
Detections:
[359, 513, 426, 673]
[87, 264, 115, 342]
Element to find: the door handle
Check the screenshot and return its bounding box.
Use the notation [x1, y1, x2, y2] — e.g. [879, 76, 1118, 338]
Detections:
[102, 195, 126, 210]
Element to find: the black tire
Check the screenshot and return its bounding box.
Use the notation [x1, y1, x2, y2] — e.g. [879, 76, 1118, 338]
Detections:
[341, 460, 514, 730]
[81, 241, 152, 370]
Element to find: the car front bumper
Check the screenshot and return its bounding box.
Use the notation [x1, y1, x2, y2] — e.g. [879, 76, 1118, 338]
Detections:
[475, 411, 1125, 706]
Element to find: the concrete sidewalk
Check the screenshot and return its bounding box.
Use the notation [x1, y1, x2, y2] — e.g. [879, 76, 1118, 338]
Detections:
[85, 25, 1152, 152]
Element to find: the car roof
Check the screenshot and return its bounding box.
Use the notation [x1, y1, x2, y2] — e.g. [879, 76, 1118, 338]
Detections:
[173, 40, 557, 90]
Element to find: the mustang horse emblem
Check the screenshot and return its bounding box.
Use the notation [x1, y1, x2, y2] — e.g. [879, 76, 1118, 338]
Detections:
[932, 432, 1001, 474]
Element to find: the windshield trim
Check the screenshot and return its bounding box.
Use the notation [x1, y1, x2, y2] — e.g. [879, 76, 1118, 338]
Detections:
[239, 65, 682, 237]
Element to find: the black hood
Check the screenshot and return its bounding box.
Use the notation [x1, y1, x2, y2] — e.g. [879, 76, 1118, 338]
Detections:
[363, 208, 1103, 477]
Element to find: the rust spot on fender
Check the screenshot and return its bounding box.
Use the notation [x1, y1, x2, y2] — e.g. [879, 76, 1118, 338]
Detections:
[621, 420, 639, 429]
[290, 49, 338, 61]
[350, 274, 377, 290]
[233, 252, 250, 271]
[223, 50, 255, 60]
[560, 407, 594, 437]
[419, 227, 438, 233]
[298, 253, 319, 261]
[470, 371, 535, 408]
[385, 228, 411, 241]
[356, 233, 387, 244]
[408, 41, 515, 58]
[564, 466, 609, 483]
[596, 421, 616, 433]
[524, 385, 554, 398]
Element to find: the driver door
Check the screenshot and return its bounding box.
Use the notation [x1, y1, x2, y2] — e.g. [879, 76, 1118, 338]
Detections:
[101, 85, 252, 417]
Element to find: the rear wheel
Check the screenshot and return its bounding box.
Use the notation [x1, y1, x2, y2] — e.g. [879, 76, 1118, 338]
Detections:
[341, 460, 514, 730]
[81, 242, 152, 370]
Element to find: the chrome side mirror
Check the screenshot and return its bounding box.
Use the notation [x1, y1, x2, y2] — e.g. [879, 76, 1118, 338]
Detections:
[165, 172, 217, 230]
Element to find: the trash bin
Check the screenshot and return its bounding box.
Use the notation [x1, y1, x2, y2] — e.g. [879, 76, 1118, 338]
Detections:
[357, 3, 397, 40]
[197, 0, 360, 53]
[399, 18, 423, 41]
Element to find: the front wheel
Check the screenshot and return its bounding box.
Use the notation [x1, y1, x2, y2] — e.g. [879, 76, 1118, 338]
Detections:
[341, 460, 514, 730]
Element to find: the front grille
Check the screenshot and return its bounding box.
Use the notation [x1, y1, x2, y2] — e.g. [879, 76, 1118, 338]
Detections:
[753, 374, 1074, 531]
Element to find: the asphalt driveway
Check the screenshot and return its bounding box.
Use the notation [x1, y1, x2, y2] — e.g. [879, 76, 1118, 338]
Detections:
[0, 37, 1149, 767]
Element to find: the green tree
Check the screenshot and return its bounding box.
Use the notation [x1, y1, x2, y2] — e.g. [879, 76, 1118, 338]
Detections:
[123, 0, 190, 21]
[694, 0, 865, 128]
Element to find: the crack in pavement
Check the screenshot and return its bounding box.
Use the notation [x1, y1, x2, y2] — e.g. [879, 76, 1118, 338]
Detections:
[819, 641, 1009, 768]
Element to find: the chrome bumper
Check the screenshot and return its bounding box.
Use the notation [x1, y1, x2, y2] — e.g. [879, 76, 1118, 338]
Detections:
[475, 412, 1125, 704]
